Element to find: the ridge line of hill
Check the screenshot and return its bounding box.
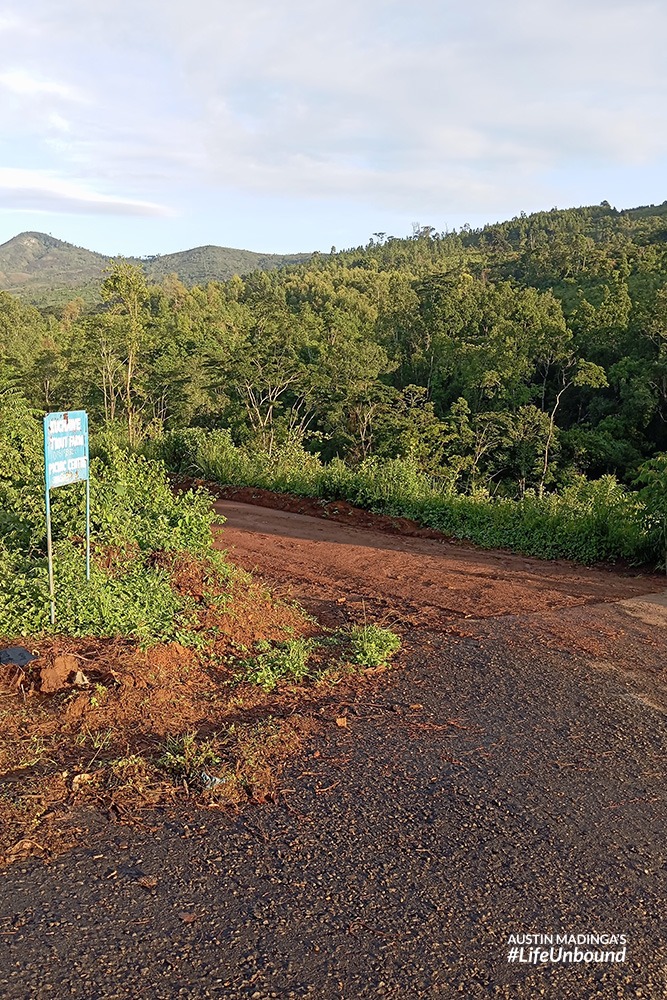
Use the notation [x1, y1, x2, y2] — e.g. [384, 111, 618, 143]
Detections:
[1, 197, 666, 304]
[0, 230, 313, 303]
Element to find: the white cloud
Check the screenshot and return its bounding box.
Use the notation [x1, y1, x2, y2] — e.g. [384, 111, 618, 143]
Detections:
[0, 0, 666, 224]
[48, 113, 71, 133]
[0, 168, 173, 217]
[0, 69, 82, 101]
[0, 14, 21, 32]
[141, 0, 667, 208]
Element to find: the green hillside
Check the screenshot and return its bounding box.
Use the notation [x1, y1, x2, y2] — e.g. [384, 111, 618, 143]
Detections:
[0, 232, 108, 303]
[143, 245, 312, 286]
[0, 231, 313, 305]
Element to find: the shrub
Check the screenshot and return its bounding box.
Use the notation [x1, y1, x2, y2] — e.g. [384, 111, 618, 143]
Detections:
[152, 427, 658, 566]
[634, 454, 667, 573]
[0, 398, 228, 641]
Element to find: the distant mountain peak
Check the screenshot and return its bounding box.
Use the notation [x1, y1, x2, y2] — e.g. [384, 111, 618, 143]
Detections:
[0, 232, 312, 303]
[3, 231, 68, 251]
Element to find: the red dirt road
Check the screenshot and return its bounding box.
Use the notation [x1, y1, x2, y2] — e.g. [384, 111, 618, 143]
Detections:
[213, 496, 667, 708]
[212, 498, 664, 629]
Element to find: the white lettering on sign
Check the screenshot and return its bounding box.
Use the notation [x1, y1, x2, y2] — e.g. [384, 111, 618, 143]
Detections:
[44, 411, 89, 489]
[50, 434, 86, 451]
[48, 417, 82, 434]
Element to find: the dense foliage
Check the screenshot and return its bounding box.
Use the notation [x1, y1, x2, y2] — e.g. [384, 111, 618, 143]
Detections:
[1, 199, 667, 566]
[0, 394, 225, 639]
[148, 429, 659, 565]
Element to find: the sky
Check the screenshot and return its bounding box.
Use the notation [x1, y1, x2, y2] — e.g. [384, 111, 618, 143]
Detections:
[0, 0, 666, 257]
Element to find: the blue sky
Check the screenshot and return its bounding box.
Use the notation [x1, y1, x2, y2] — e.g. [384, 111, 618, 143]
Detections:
[0, 0, 665, 257]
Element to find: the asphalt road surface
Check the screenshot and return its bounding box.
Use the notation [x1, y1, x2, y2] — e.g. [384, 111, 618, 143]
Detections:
[1, 501, 666, 999]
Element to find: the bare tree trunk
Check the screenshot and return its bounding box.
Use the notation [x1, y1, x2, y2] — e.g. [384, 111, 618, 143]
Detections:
[539, 382, 568, 498]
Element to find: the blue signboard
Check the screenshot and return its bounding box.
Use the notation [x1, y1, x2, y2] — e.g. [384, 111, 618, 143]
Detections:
[43, 410, 91, 624]
[44, 410, 89, 489]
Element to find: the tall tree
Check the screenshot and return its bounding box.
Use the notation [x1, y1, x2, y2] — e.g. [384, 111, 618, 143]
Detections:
[100, 260, 150, 445]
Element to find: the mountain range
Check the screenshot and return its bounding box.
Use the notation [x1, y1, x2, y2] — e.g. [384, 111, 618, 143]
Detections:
[0, 231, 313, 303]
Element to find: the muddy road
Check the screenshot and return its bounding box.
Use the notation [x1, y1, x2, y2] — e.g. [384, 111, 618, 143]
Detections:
[2, 498, 667, 999]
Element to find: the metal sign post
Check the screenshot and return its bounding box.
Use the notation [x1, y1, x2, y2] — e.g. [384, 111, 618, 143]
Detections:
[43, 411, 90, 625]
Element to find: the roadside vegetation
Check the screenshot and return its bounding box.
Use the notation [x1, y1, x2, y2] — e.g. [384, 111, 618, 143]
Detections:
[0, 396, 400, 864]
[148, 427, 663, 566]
[2, 201, 667, 567]
[0, 396, 223, 642]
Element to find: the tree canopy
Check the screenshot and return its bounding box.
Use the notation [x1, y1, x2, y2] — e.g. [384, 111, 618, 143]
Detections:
[2, 200, 667, 497]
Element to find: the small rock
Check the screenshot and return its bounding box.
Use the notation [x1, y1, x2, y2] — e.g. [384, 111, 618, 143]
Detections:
[136, 875, 159, 890]
[71, 772, 94, 791]
[0, 646, 37, 667]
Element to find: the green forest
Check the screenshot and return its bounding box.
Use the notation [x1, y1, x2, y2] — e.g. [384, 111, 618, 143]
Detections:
[2, 200, 667, 567]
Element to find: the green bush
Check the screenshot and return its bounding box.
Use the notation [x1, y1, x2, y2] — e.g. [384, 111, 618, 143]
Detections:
[634, 455, 667, 573]
[151, 427, 660, 567]
[0, 398, 227, 641]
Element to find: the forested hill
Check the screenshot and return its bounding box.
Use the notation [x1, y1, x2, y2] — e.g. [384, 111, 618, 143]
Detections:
[0, 232, 108, 302]
[3, 199, 666, 301]
[331, 200, 667, 284]
[142, 245, 312, 287]
[0, 231, 313, 304]
[1, 198, 667, 503]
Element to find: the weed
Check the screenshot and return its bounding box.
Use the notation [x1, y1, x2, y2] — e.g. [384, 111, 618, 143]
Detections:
[239, 637, 315, 692]
[91, 728, 114, 751]
[347, 623, 401, 667]
[157, 732, 221, 782]
[106, 754, 152, 789]
[15, 734, 54, 770]
[89, 683, 109, 709]
[312, 622, 401, 683]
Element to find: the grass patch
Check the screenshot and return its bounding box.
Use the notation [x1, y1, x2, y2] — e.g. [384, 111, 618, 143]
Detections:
[0, 578, 395, 863]
[235, 623, 402, 691]
[237, 637, 316, 691]
[346, 623, 402, 668]
[157, 732, 222, 782]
